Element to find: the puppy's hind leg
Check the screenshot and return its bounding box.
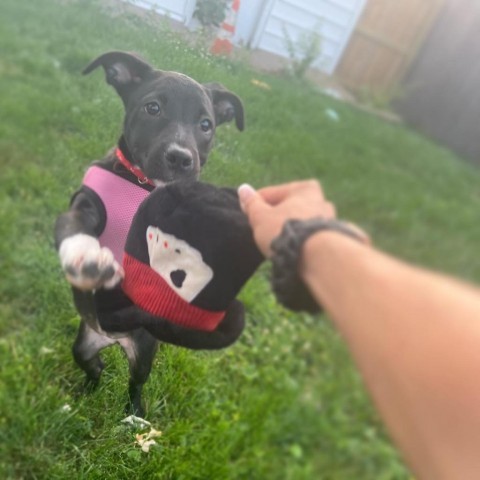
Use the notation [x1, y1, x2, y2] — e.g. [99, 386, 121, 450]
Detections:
[72, 318, 115, 389]
[118, 329, 158, 418]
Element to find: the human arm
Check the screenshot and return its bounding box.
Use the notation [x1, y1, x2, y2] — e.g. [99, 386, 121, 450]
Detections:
[238, 181, 480, 480]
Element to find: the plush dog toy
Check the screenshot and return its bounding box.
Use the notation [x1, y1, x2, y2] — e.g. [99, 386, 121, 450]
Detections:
[96, 181, 264, 349]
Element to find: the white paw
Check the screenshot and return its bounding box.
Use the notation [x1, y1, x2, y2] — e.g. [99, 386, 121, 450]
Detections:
[59, 234, 124, 290]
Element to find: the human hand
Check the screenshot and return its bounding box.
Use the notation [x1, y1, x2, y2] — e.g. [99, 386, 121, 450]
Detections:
[238, 180, 336, 257]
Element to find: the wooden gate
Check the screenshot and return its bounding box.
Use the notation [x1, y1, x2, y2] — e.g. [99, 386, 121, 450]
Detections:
[394, 0, 480, 164]
[335, 0, 444, 97]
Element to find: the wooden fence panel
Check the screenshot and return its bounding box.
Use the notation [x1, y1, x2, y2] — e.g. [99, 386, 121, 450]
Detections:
[394, 0, 480, 164]
[335, 0, 444, 95]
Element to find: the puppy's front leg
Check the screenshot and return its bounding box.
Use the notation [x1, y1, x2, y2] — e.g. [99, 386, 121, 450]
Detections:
[55, 191, 123, 291]
[59, 234, 123, 290]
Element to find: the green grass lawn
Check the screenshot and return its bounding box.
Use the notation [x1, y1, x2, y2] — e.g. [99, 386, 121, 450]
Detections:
[1, 0, 480, 478]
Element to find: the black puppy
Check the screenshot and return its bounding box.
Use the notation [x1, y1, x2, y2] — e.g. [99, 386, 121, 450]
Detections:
[54, 51, 244, 415]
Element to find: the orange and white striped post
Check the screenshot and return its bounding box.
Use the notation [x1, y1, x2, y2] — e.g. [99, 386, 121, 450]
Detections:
[210, 0, 241, 55]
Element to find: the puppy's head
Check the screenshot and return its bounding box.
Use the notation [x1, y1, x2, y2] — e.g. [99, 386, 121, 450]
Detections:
[83, 51, 244, 185]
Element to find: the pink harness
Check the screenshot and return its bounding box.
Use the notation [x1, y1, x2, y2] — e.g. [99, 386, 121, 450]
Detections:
[82, 166, 151, 263]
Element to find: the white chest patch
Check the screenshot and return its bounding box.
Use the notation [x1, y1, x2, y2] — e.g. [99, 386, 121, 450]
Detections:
[146, 226, 213, 302]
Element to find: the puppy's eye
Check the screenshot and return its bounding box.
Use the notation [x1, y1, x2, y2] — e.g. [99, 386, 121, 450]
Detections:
[200, 119, 213, 132]
[144, 102, 161, 116]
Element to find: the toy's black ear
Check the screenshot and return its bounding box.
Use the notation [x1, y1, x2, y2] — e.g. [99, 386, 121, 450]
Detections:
[203, 82, 245, 131]
[83, 51, 155, 104]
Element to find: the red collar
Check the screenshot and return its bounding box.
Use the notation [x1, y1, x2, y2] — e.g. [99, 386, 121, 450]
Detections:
[115, 148, 155, 187]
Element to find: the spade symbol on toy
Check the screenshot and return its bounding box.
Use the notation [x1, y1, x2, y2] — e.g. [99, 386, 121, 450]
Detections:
[170, 269, 187, 288]
[146, 226, 213, 302]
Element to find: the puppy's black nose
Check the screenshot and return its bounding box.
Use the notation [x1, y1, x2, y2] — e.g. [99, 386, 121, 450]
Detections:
[165, 148, 194, 172]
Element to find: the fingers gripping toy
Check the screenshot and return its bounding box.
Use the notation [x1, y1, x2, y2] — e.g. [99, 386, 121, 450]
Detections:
[96, 181, 264, 349]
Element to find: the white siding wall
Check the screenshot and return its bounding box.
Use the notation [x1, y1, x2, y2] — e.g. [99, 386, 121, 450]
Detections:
[234, 0, 268, 46]
[250, 0, 366, 74]
[126, 0, 365, 75]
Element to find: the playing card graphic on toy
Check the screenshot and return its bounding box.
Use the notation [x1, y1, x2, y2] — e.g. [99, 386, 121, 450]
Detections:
[146, 226, 213, 302]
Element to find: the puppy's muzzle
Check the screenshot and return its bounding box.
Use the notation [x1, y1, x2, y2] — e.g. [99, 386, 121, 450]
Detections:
[165, 146, 194, 173]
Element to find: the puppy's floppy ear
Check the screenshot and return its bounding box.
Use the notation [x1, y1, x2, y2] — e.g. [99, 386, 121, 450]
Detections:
[203, 82, 245, 131]
[83, 51, 155, 104]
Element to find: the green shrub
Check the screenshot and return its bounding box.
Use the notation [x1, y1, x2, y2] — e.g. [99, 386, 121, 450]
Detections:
[194, 0, 228, 27]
